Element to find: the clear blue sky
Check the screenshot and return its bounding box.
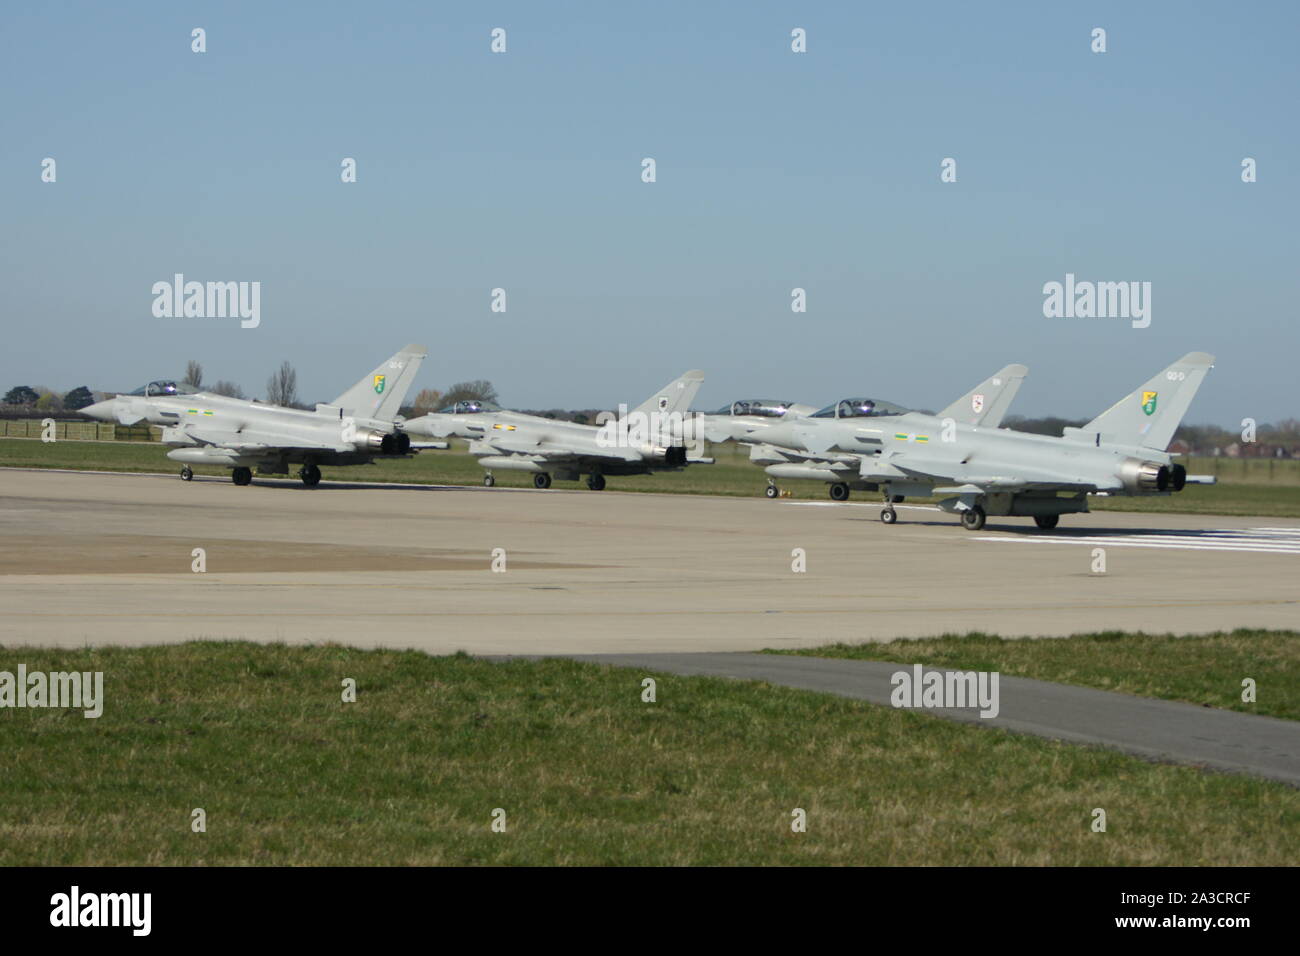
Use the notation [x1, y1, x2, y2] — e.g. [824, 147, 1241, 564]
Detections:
[2, 1, 1296, 426]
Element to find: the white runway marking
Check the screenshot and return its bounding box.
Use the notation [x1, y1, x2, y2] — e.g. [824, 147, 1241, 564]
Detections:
[974, 527, 1300, 556]
[785, 501, 940, 512]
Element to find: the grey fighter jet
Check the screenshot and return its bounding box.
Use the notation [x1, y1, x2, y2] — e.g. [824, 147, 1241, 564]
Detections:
[83, 345, 430, 486]
[756, 353, 1215, 530]
[403, 370, 710, 490]
[736, 365, 1028, 500]
[701, 399, 818, 444]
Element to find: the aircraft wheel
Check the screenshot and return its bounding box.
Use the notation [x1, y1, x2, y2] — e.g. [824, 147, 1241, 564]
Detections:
[483, 474, 495, 487]
[586, 474, 606, 491]
[300, 464, 321, 488]
[961, 506, 986, 531]
[880, 506, 897, 524]
[1034, 514, 1060, 530]
[829, 482, 850, 501]
[179, 466, 193, 482]
[533, 473, 552, 490]
[764, 484, 779, 499]
[232, 467, 253, 486]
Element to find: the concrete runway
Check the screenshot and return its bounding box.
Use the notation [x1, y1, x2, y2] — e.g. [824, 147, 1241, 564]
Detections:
[1, 469, 1297, 653]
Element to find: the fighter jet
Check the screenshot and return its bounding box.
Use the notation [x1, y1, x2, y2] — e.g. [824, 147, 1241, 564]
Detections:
[83, 345, 431, 487]
[754, 353, 1215, 530]
[736, 365, 1028, 500]
[402, 370, 710, 490]
[700, 399, 819, 444]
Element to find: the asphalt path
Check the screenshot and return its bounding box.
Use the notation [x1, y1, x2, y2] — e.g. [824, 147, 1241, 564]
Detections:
[568, 652, 1300, 785]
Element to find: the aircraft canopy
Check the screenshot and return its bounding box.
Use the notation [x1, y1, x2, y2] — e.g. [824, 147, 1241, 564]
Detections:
[127, 381, 202, 397]
[809, 397, 910, 419]
[438, 400, 502, 415]
[714, 399, 796, 418]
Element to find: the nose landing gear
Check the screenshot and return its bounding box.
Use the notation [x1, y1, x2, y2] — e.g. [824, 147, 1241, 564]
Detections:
[880, 488, 902, 524]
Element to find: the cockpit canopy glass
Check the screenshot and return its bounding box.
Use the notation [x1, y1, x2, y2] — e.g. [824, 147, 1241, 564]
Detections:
[127, 381, 201, 397]
[809, 397, 910, 419]
[715, 399, 794, 418]
[438, 400, 502, 415]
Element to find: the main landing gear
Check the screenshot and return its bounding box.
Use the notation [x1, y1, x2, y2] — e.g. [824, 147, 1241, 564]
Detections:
[960, 506, 987, 531]
[483, 473, 496, 487]
[533, 473, 552, 489]
[299, 463, 321, 488]
[829, 482, 850, 501]
[179, 466, 193, 481]
[586, 473, 606, 491]
[231, 467, 253, 486]
[765, 479, 780, 499]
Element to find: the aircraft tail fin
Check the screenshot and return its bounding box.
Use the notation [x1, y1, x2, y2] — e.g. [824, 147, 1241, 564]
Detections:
[936, 364, 1028, 427]
[632, 369, 705, 418]
[1083, 352, 1214, 451]
[331, 344, 428, 420]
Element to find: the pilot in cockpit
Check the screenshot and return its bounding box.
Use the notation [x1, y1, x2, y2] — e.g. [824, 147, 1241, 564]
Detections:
[838, 399, 877, 418]
[131, 380, 200, 398]
[438, 400, 500, 415]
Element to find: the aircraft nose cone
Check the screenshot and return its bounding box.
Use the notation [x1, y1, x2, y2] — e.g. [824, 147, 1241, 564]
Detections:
[81, 399, 116, 421]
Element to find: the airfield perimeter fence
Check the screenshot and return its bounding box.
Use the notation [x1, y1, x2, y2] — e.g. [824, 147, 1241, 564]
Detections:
[1, 419, 160, 442]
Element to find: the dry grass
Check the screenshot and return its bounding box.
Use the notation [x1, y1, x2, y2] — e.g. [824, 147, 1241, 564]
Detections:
[0, 642, 1295, 865]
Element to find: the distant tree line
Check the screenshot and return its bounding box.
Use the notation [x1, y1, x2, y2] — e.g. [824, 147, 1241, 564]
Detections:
[3, 384, 96, 412]
[182, 360, 245, 399]
[404, 380, 499, 416]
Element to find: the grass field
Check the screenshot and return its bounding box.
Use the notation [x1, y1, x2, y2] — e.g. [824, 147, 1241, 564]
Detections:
[4, 436, 1300, 516]
[771, 630, 1299, 721]
[0, 642, 1295, 866]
